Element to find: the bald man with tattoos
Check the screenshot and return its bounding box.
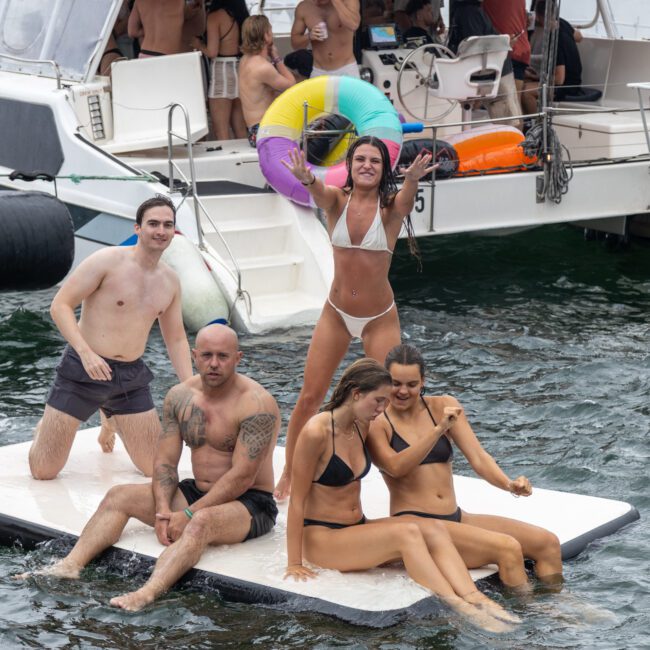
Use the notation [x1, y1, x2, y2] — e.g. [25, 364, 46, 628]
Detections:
[17, 324, 280, 611]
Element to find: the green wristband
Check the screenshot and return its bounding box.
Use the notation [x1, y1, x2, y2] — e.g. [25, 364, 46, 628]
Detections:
[183, 507, 193, 519]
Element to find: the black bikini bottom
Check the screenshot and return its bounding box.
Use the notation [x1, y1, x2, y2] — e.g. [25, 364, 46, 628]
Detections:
[303, 515, 366, 529]
[393, 507, 462, 523]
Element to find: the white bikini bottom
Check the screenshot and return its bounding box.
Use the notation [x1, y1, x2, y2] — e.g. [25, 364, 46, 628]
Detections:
[327, 298, 395, 339]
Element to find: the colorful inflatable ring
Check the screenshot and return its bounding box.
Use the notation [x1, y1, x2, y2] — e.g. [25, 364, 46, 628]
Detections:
[257, 76, 403, 206]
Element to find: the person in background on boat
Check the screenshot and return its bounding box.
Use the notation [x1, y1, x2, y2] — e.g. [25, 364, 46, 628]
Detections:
[28, 195, 193, 481]
[285, 358, 519, 633]
[283, 48, 314, 83]
[239, 15, 295, 148]
[291, 0, 361, 79]
[274, 136, 434, 499]
[129, 0, 194, 57]
[191, 0, 249, 140]
[401, 0, 439, 45]
[483, 0, 531, 105]
[447, 0, 523, 130]
[395, 0, 445, 43]
[367, 343, 563, 588]
[182, 0, 208, 53]
[362, 0, 389, 27]
[521, 1, 583, 114]
[97, 0, 131, 76]
[17, 325, 280, 613]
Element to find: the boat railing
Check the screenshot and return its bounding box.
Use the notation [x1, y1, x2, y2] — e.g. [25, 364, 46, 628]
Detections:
[0, 53, 62, 89]
[166, 103, 246, 306]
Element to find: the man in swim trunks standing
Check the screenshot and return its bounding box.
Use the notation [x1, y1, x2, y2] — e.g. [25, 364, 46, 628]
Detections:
[291, 0, 361, 78]
[18, 325, 280, 612]
[28, 195, 192, 480]
[129, 0, 204, 57]
[239, 15, 295, 147]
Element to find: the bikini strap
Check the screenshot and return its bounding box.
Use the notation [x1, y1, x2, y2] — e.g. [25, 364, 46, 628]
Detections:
[330, 410, 336, 453]
[383, 410, 396, 431]
[222, 17, 236, 40]
[353, 421, 363, 443]
[420, 395, 438, 425]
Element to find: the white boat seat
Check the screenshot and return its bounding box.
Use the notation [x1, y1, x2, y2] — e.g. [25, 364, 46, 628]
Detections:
[432, 34, 511, 101]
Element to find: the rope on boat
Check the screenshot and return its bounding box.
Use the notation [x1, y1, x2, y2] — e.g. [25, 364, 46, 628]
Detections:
[0, 172, 159, 184]
[521, 121, 573, 204]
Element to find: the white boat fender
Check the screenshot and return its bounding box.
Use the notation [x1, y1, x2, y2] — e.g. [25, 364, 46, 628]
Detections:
[0, 190, 74, 291]
[162, 233, 229, 332]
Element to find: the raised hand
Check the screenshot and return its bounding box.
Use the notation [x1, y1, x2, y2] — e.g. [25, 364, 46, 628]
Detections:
[281, 148, 314, 185]
[400, 152, 437, 182]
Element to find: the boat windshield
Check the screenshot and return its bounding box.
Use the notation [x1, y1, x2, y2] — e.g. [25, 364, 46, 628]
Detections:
[0, 0, 121, 82]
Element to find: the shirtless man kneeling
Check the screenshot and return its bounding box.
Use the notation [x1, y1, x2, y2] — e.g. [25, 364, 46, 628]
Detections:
[291, 0, 360, 78]
[17, 325, 280, 612]
[29, 195, 192, 480]
[239, 15, 295, 147]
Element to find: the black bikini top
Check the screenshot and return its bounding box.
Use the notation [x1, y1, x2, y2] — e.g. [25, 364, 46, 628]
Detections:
[384, 397, 453, 464]
[313, 411, 372, 487]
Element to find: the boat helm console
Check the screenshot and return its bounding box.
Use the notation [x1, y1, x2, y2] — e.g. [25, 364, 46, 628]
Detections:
[359, 21, 462, 128]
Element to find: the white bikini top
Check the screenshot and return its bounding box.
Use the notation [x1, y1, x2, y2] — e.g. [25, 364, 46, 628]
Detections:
[330, 195, 393, 254]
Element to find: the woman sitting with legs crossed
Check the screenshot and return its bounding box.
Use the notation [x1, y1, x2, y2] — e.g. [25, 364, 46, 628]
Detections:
[275, 136, 433, 499]
[367, 344, 563, 589]
[285, 358, 520, 632]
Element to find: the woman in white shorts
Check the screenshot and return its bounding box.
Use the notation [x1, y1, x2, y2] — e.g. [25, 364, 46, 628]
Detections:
[193, 0, 249, 140]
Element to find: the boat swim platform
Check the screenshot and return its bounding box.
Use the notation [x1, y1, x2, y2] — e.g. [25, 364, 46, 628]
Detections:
[0, 430, 639, 628]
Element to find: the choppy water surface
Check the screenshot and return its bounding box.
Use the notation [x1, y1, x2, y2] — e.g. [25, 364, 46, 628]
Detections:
[1, 225, 648, 649]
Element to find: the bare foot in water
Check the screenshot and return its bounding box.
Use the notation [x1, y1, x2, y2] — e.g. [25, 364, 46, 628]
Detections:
[110, 587, 157, 612]
[98, 414, 117, 453]
[464, 590, 521, 624]
[13, 560, 82, 581]
[443, 596, 514, 634]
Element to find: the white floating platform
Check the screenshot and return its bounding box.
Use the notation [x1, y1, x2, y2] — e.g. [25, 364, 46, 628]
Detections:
[0, 429, 639, 627]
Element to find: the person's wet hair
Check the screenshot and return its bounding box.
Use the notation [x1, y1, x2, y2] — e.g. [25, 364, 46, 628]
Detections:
[136, 194, 176, 226]
[322, 358, 392, 411]
[344, 135, 422, 270]
[385, 344, 426, 377]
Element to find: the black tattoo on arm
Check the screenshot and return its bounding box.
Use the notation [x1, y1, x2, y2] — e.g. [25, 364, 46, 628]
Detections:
[239, 413, 276, 460]
[160, 393, 181, 440]
[153, 463, 179, 503]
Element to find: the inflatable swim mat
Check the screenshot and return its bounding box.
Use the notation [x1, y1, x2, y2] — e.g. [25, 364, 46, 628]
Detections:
[0, 431, 638, 627]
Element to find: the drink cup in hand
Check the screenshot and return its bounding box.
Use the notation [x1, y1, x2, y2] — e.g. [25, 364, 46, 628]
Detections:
[313, 21, 328, 41]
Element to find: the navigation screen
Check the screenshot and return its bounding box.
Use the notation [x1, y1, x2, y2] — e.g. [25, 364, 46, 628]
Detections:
[368, 24, 398, 48]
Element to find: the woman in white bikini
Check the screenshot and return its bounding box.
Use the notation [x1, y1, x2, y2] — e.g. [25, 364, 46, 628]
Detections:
[275, 135, 434, 498]
[193, 0, 248, 140]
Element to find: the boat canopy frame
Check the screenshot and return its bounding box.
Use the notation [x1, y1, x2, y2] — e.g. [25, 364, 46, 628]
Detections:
[0, 0, 122, 83]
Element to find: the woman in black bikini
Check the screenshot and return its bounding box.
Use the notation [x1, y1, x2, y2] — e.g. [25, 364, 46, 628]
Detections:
[285, 358, 519, 631]
[193, 0, 248, 140]
[275, 136, 433, 499]
[367, 344, 563, 588]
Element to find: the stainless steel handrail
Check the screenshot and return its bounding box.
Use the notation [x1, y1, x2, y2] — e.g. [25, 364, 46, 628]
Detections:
[166, 103, 245, 301]
[0, 53, 62, 89]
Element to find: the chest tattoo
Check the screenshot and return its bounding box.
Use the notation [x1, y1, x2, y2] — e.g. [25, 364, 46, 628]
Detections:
[179, 402, 207, 448]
